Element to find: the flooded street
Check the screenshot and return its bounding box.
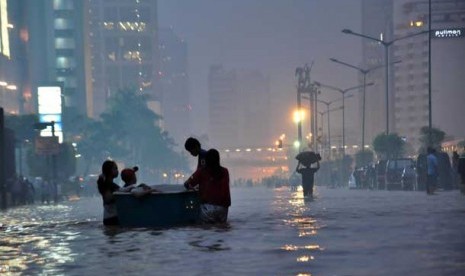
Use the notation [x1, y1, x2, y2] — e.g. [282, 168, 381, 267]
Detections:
[1, 186, 465, 276]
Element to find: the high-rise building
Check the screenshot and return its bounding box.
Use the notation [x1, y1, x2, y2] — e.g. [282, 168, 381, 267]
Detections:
[86, 0, 160, 118]
[1, 0, 89, 120]
[208, 65, 238, 148]
[237, 70, 271, 147]
[0, 0, 24, 115]
[208, 65, 271, 149]
[361, 0, 394, 144]
[393, 0, 465, 151]
[159, 27, 190, 146]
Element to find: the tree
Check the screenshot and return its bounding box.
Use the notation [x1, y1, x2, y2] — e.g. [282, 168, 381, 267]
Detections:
[372, 133, 405, 160]
[96, 88, 188, 175]
[418, 126, 445, 151]
[355, 149, 374, 167]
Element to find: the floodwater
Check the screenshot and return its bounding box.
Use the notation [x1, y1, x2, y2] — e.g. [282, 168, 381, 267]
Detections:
[1, 186, 465, 276]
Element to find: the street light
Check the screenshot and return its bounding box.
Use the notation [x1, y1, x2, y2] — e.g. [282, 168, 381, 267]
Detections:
[342, 28, 429, 134]
[314, 82, 372, 156]
[329, 58, 401, 151]
[312, 96, 353, 159]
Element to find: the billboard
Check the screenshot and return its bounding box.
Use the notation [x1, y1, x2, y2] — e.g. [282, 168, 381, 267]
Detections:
[38, 86, 63, 142]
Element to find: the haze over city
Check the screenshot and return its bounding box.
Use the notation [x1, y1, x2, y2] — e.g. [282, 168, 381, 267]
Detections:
[1, 1, 465, 275]
[159, 0, 363, 141]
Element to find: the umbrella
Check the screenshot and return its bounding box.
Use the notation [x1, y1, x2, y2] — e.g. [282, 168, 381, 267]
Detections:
[295, 151, 321, 166]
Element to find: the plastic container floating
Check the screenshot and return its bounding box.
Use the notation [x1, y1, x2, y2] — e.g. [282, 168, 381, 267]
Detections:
[114, 184, 200, 228]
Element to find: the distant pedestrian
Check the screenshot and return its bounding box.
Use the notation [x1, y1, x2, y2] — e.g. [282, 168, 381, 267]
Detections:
[458, 152, 465, 195]
[296, 160, 320, 197]
[426, 147, 439, 195]
[184, 137, 208, 169]
[452, 151, 460, 189]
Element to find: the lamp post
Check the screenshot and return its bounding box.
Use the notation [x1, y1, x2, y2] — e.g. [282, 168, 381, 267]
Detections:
[314, 82, 372, 156]
[329, 58, 401, 151]
[295, 64, 314, 151]
[315, 96, 353, 159]
[342, 28, 429, 134]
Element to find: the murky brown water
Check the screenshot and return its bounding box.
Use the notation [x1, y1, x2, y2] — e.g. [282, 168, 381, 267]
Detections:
[1, 186, 465, 275]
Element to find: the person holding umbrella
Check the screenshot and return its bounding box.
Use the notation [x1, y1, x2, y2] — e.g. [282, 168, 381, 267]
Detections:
[295, 151, 321, 197]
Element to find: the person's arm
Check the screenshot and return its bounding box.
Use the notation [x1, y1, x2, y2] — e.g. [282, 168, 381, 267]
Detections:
[184, 169, 201, 190]
[296, 162, 302, 173]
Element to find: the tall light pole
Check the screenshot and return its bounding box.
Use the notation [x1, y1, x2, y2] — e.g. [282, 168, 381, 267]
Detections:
[315, 96, 353, 159]
[428, 0, 432, 146]
[342, 28, 429, 134]
[315, 82, 372, 156]
[295, 64, 314, 151]
[329, 58, 401, 151]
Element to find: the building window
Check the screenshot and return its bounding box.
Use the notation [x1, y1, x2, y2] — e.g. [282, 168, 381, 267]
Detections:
[55, 38, 75, 49]
[54, 18, 74, 30]
[53, 0, 73, 10]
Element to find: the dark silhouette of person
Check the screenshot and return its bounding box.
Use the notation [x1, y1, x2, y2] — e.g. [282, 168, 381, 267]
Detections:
[184, 137, 208, 169]
[296, 160, 320, 197]
[97, 160, 120, 226]
[184, 149, 231, 223]
[426, 147, 439, 195]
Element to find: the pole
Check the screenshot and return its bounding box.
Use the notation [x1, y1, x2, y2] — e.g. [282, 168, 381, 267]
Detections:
[327, 104, 331, 160]
[314, 88, 318, 151]
[342, 93, 346, 156]
[428, 0, 432, 146]
[0, 108, 6, 209]
[362, 72, 367, 158]
[297, 88, 302, 150]
[51, 121, 58, 203]
[384, 45, 389, 134]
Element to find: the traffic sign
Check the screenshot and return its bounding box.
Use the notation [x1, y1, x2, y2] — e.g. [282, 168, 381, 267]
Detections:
[35, 136, 60, 155]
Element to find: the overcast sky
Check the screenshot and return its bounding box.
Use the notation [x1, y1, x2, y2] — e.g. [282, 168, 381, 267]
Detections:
[159, 0, 362, 140]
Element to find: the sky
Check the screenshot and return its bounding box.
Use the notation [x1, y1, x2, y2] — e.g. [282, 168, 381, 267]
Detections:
[158, 0, 363, 142]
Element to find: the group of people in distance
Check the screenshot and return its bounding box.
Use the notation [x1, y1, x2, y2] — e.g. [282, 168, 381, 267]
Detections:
[97, 137, 231, 227]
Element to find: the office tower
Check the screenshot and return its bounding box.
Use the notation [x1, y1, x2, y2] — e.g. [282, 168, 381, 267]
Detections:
[87, 0, 160, 118]
[361, 0, 394, 144]
[393, 0, 465, 151]
[159, 27, 190, 146]
[208, 65, 238, 148]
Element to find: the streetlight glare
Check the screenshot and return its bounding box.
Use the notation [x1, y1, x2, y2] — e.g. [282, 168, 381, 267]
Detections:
[293, 109, 305, 123]
[293, 140, 301, 149]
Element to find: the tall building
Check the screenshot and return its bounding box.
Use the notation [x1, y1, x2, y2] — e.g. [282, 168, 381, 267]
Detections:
[361, 0, 394, 145]
[0, 0, 23, 115]
[159, 27, 190, 146]
[208, 65, 238, 148]
[393, 0, 465, 151]
[208, 65, 271, 149]
[237, 70, 271, 147]
[87, 0, 160, 118]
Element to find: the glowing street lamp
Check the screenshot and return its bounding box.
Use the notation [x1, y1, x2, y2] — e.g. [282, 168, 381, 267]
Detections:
[293, 109, 305, 124]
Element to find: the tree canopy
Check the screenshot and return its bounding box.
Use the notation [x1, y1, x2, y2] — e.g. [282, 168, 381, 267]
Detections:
[78, 88, 188, 178]
[418, 126, 445, 151]
[372, 133, 405, 160]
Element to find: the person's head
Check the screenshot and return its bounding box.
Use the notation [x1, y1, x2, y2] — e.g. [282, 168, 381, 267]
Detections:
[206, 148, 221, 169]
[121, 166, 138, 186]
[184, 137, 201, 156]
[427, 147, 435, 155]
[101, 160, 119, 179]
